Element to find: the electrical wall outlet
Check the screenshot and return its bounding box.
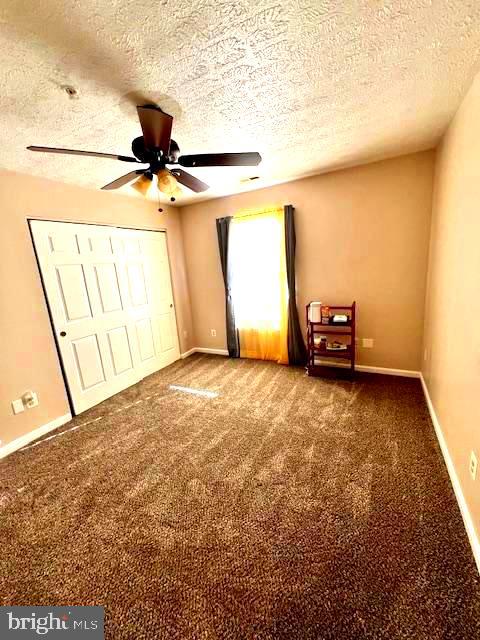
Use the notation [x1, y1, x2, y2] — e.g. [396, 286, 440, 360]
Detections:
[211, 329, 217, 337]
[470, 451, 477, 481]
[12, 399, 25, 415]
[362, 338, 374, 348]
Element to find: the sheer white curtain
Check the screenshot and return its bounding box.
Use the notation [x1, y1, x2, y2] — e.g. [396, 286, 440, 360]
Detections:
[230, 214, 283, 330]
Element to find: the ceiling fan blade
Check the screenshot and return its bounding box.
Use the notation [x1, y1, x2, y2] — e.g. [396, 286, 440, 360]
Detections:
[177, 152, 261, 168]
[136, 105, 173, 155]
[101, 170, 145, 190]
[170, 169, 209, 193]
[27, 146, 139, 162]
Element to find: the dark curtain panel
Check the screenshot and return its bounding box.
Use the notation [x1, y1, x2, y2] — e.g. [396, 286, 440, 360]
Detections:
[216, 216, 240, 358]
[284, 205, 307, 365]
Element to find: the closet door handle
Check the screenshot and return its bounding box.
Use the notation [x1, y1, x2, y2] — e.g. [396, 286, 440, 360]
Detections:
[60, 331, 67, 337]
[170, 303, 173, 308]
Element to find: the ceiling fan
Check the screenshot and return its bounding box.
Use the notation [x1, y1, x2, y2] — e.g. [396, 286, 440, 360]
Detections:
[27, 104, 262, 201]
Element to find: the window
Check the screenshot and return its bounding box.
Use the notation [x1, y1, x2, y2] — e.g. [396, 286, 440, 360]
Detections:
[228, 207, 289, 363]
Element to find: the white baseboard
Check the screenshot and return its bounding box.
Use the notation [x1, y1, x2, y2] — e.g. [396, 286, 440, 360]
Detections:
[185, 350, 421, 378]
[314, 359, 420, 378]
[420, 374, 480, 574]
[356, 365, 420, 378]
[0, 413, 72, 460]
[180, 348, 196, 359]
[195, 347, 229, 356]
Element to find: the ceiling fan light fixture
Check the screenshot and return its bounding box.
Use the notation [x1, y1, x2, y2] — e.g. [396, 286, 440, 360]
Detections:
[131, 173, 152, 196]
[157, 169, 179, 196]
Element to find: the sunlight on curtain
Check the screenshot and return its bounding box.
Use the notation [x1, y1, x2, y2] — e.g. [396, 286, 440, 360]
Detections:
[230, 206, 289, 364]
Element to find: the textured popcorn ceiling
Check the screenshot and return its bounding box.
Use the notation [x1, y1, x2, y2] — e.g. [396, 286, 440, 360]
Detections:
[1, 1, 480, 205]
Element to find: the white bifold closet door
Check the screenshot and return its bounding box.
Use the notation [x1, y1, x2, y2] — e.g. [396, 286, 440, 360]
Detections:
[30, 220, 180, 414]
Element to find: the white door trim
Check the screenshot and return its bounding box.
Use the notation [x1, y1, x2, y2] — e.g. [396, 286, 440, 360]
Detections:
[27, 216, 168, 233]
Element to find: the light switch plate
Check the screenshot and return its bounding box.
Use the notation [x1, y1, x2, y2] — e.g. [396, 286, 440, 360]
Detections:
[12, 399, 24, 415]
[362, 338, 374, 348]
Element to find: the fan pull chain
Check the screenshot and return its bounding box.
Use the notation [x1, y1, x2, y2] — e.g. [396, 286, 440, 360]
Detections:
[157, 187, 163, 213]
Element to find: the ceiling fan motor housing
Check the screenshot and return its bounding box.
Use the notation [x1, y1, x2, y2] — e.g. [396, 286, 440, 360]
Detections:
[132, 136, 153, 164]
[131, 136, 180, 168]
[168, 140, 180, 163]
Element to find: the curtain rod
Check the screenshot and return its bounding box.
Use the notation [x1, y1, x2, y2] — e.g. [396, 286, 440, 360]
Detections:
[216, 204, 293, 221]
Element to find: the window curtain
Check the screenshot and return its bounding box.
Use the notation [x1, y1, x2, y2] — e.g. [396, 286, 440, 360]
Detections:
[284, 205, 307, 365]
[229, 206, 289, 364]
[216, 216, 240, 357]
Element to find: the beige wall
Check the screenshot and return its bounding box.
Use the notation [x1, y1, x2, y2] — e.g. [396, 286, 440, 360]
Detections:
[181, 151, 434, 371]
[423, 74, 480, 537]
[0, 170, 194, 447]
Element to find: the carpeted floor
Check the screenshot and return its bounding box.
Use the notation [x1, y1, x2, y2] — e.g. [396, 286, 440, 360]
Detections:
[1, 354, 479, 639]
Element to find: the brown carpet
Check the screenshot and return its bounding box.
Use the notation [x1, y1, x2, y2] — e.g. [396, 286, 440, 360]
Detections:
[1, 354, 479, 639]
